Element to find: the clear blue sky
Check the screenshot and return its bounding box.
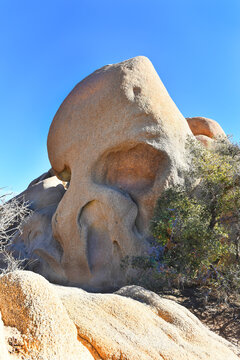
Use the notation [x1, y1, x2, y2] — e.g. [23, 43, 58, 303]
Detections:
[1, 0, 240, 194]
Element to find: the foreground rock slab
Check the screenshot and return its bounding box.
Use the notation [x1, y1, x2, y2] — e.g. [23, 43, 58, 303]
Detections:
[57, 283, 238, 360]
[0, 271, 93, 360]
[0, 271, 238, 359]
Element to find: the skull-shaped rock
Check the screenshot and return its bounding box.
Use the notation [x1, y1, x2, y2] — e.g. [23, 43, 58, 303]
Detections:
[47, 56, 192, 290]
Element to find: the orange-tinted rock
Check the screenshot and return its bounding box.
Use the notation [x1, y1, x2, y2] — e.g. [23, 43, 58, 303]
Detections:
[187, 117, 226, 139]
[0, 271, 93, 360]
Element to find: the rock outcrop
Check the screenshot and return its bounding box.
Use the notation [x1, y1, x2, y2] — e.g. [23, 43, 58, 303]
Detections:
[58, 285, 239, 360]
[8, 175, 67, 284]
[46, 55, 193, 290]
[0, 271, 238, 360]
[8, 58, 227, 293]
[187, 117, 226, 147]
[9, 56, 199, 291]
[0, 271, 93, 360]
[2, 56, 233, 359]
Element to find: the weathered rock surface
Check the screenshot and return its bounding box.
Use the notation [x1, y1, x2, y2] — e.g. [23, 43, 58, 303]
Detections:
[8, 58, 227, 293]
[47, 55, 193, 290]
[16, 174, 65, 211]
[0, 271, 93, 360]
[56, 283, 238, 360]
[0, 313, 9, 360]
[187, 117, 226, 146]
[1, 57, 233, 359]
[7, 175, 67, 284]
[0, 271, 238, 360]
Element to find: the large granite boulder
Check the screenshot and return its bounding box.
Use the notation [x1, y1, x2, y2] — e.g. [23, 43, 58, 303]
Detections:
[7, 57, 227, 293]
[46, 55, 192, 290]
[1, 56, 233, 360]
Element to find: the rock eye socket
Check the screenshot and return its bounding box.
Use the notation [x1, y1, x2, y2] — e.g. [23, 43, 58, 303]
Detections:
[93, 143, 168, 197]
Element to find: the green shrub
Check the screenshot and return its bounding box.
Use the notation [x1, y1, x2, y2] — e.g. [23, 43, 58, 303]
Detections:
[129, 137, 240, 300]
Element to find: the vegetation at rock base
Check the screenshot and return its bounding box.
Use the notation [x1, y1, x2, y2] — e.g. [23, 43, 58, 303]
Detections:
[0, 192, 29, 274]
[123, 136, 240, 349]
[128, 137, 240, 302]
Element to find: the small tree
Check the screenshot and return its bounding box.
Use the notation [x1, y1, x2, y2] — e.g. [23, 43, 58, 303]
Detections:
[149, 137, 240, 299]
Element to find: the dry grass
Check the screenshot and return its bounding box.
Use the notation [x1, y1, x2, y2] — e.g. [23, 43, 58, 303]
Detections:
[0, 191, 30, 274]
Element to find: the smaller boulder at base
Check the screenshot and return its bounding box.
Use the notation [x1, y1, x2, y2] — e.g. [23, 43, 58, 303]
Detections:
[0, 271, 93, 360]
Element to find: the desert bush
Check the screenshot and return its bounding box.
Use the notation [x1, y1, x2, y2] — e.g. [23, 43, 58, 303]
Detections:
[129, 137, 240, 301]
[0, 192, 29, 274]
